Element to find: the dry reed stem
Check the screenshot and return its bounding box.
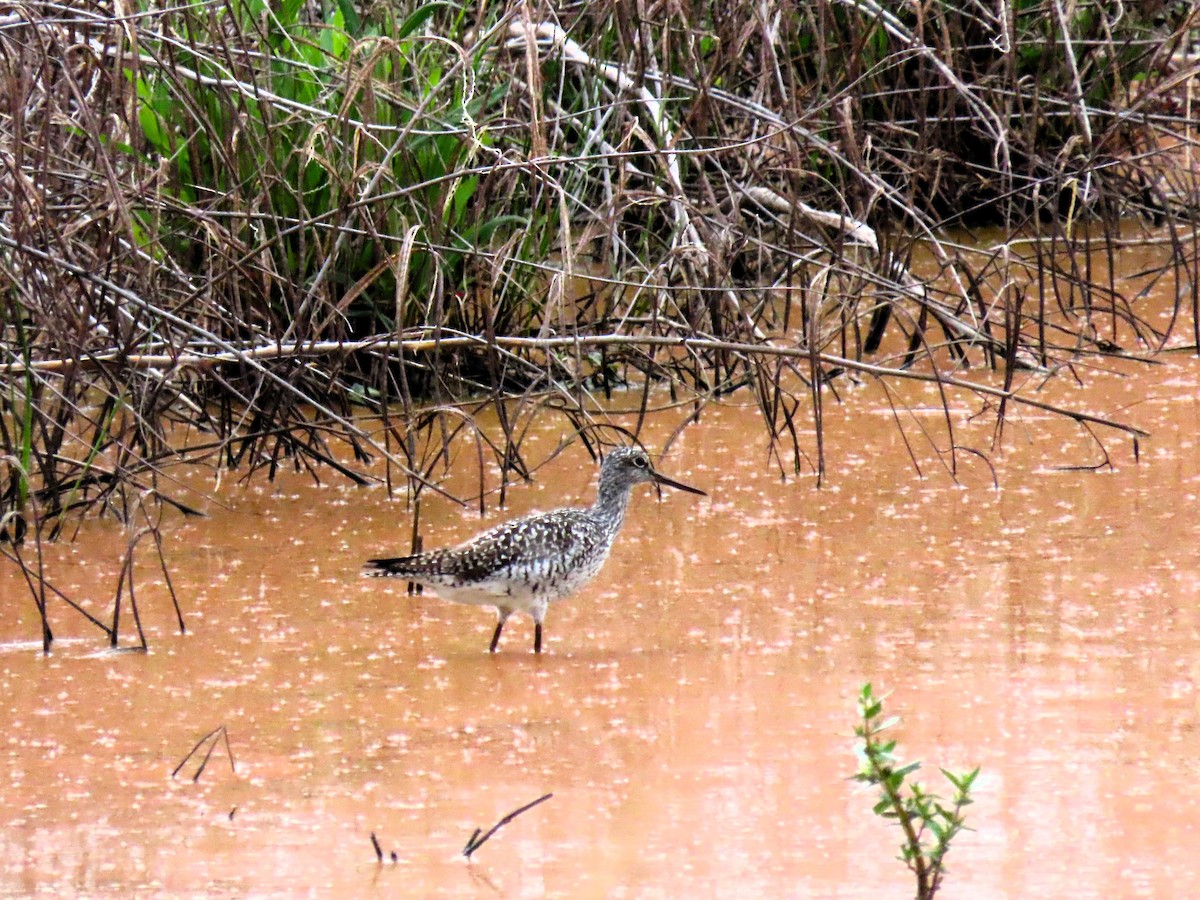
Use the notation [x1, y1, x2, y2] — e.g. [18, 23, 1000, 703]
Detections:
[1, 1, 1197, 643]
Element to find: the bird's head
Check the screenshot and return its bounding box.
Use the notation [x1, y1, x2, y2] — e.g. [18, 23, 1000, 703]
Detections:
[599, 446, 706, 496]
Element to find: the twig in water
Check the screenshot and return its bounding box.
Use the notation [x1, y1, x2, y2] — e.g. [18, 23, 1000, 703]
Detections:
[147, 509, 187, 634]
[0, 542, 113, 641]
[172, 724, 236, 782]
[462, 793, 553, 859]
[370, 832, 384, 863]
[369, 831, 400, 864]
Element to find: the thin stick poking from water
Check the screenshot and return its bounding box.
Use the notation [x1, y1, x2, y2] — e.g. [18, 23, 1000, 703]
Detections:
[370, 832, 384, 863]
[0, 543, 112, 638]
[407, 521, 422, 597]
[462, 793, 553, 859]
[172, 724, 236, 782]
[7, 536, 53, 652]
[123, 531, 149, 652]
[148, 513, 186, 634]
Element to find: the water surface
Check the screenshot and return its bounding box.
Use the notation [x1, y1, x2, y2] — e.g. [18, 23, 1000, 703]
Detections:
[2, 348, 1200, 897]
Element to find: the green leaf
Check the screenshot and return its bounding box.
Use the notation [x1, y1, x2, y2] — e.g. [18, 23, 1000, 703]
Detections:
[138, 105, 170, 155]
[335, 0, 361, 36]
[397, 2, 453, 40]
[321, 6, 348, 56]
[278, 0, 304, 28]
[451, 174, 478, 223]
[941, 766, 981, 797]
[464, 214, 529, 247]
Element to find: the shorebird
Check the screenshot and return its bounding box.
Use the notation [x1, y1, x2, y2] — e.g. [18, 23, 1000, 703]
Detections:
[363, 446, 706, 654]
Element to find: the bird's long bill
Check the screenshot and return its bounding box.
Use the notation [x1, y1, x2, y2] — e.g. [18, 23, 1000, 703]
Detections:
[652, 470, 707, 496]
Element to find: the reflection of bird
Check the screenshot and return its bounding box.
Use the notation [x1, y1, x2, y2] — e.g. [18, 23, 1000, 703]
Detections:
[364, 447, 706, 654]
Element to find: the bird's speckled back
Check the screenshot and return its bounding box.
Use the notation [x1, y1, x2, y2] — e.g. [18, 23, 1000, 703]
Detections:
[368, 447, 659, 589]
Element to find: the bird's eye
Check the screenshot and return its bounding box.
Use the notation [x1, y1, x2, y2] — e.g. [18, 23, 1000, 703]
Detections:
[633, 455, 648, 468]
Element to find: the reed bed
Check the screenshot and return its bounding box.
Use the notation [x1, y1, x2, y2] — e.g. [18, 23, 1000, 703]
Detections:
[1, 0, 1198, 640]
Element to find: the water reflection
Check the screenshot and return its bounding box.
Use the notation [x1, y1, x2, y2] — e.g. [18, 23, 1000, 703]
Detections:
[1, 356, 1199, 896]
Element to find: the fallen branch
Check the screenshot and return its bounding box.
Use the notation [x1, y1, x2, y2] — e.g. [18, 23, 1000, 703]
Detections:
[462, 793, 553, 860]
[1, 330, 1148, 437]
[742, 185, 878, 252]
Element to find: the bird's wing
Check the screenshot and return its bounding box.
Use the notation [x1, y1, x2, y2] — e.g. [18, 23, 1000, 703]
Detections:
[442, 509, 598, 580]
[366, 509, 600, 582]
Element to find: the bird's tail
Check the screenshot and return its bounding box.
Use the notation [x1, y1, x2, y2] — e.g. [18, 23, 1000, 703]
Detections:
[363, 556, 422, 577]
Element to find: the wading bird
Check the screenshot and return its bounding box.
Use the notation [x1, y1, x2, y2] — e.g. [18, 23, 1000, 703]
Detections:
[364, 447, 706, 653]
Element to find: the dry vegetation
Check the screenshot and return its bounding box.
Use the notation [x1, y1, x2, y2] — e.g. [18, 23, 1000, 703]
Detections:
[1, 0, 1199, 639]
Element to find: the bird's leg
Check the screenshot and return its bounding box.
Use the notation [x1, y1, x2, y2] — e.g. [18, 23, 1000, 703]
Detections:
[531, 603, 548, 654]
[490, 608, 512, 654]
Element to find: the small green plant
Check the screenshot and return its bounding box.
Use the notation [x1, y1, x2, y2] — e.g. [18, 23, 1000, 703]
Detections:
[852, 684, 980, 900]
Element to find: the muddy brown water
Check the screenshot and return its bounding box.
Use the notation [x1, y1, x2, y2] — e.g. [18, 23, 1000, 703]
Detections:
[5, 347, 1200, 894]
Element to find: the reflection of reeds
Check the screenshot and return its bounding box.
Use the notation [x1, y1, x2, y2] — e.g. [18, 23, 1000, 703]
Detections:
[1, 3, 1197, 640]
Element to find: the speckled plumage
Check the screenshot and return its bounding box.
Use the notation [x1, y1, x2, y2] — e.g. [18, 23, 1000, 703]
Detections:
[364, 446, 705, 653]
